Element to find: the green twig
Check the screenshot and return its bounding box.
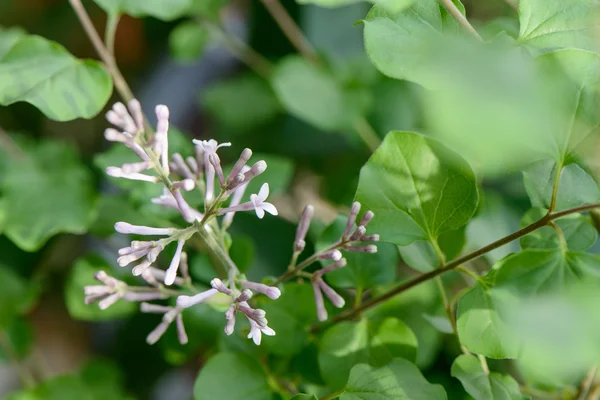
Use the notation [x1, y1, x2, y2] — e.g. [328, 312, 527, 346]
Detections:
[439, 0, 483, 41]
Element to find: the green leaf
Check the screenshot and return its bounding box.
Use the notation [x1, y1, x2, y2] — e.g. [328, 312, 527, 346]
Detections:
[193, 353, 271, 400]
[65, 256, 136, 321]
[494, 249, 600, 296]
[341, 359, 447, 400]
[362, 0, 463, 87]
[518, 0, 600, 53]
[169, 21, 209, 62]
[317, 215, 398, 288]
[93, 0, 192, 20]
[456, 281, 519, 359]
[319, 318, 417, 390]
[522, 160, 600, 211]
[422, 314, 453, 334]
[271, 56, 364, 131]
[0, 35, 112, 121]
[297, 0, 414, 13]
[0, 26, 25, 59]
[201, 74, 281, 132]
[2, 140, 97, 251]
[0, 318, 33, 360]
[291, 395, 318, 400]
[398, 227, 465, 273]
[0, 266, 37, 328]
[260, 284, 317, 356]
[520, 208, 597, 251]
[451, 354, 527, 400]
[6, 376, 92, 400]
[355, 131, 478, 246]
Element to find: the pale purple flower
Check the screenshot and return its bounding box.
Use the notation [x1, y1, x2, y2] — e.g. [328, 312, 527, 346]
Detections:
[227, 148, 252, 183]
[247, 319, 275, 346]
[192, 139, 231, 203]
[151, 189, 203, 222]
[114, 222, 175, 236]
[211, 278, 232, 295]
[235, 289, 253, 303]
[209, 153, 226, 186]
[317, 278, 345, 308]
[222, 166, 251, 228]
[350, 225, 367, 241]
[224, 304, 237, 335]
[358, 210, 375, 228]
[319, 250, 343, 261]
[171, 153, 195, 180]
[164, 239, 185, 286]
[177, 288, 219, 308]
[312, 280, 327, 321]
[176, 313, 188, 344]
[121, 161, 150, 174]
[106, 167, 158, 182]
[172, 190, 198, 223]
[343, 202, 361, 238]
[240, 280, 281, 299]
[295, 205, 314, 253]
[344, 244, 378, 253]
[106, 102, 137, 134]
[361, 234, 380, 242]
[147, 307, 181, 345]
[173, 179, 195, 191]
[155, 105, 170, 172]
[250, 184, 278, 219]
[141, 302, 171, 314]
[315, 258, 347, 277]
[128, 99, 144, 133]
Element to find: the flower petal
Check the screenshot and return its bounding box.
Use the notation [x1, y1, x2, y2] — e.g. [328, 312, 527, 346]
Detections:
[250, 193, 259, 207]
[255, 207, 265, 219]
[261, 202, 278, 216]
[261, 326, 276, 336]
[258, 183, 269, 201]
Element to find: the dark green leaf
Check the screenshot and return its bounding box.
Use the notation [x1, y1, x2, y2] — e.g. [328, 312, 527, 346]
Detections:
[520, 208, 597, 251]
[340, 359, 447, 400]
[2, 141, 97, 251]
[451, 354, 527, 400]
[169, 21, 209, 62]
[260, 284, 317, 356]
[193, 353, 271, 400]
[355, 131, 478, 245]
[271, 56, 364, 131]
[0, 35, 112, 121]
[291, 395, 318, 400]
[317, 215, 398, 288]
[201, 74, 281, 132]
[398, 227, 465, 273]
[0, 318, 33, 360]
[93, 0, 192, 20]
[319, 318, 417, 390]
[0, 266, 36, 327]
[422, 314, 453, 334]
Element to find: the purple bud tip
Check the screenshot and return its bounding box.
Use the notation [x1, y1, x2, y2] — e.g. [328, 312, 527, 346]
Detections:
[94, 271, 108, 281]
[350, 202, 361, 216]
[240, 148, 252, 161]
[359, 210, 375, 227]
[155, 104, 169, 120]
[251, 161, 267, 175]
[331, 250, 342, 261]
[265, 286, 281, 300]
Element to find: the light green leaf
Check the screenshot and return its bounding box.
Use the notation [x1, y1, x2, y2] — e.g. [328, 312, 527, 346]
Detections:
[291, 395, 318, 400]
[297, 0, 414, 13]
[355, 131, 478, 246]
[319, 318, 417, 390]
[271, 56, 365, 131]
[6, 376, 92, 400]
[494, 249, 600, 296]
[362, 0, 463, 87]
[193, 353, 271, 400]
[2, 141, 97, 251]
[518, 0, 600, 53]
[93, 0, 192, 20]
[317, 215, 398, 288]
[451, 354, 528, 400]
[201, 74, 281, 132]
[0, 318, 33, 360]
[340, 359, 447, 400]
[520, 208, 597, 251]
[0, 26, 25, 59]
[65, 256, 136, 321]
[522, 160, 600, 212]
[456, 281, 519, 359]
[0, 35, 112, 121]
[260, 284, 317, 356]
[422, 314, 453, 334]
[169, 21, 209, 62]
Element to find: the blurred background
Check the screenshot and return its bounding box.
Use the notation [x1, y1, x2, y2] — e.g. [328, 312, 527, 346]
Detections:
[0, 0, 560, 399]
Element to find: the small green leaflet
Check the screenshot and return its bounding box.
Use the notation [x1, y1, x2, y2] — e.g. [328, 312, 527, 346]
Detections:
[354, 131, 478, 246]
[0, 35, 112, 121]
[520, 209, 597, 251]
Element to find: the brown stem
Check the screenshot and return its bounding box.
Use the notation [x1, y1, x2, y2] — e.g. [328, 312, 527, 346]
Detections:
[439, 0, 483, 41]
[259, 0, 319, 64]
[69, 0, 134, 102]
[310, 202, 600, 332]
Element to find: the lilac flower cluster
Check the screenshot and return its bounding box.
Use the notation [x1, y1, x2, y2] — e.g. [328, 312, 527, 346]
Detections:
[85, 100, 280, 345]
[84, 100, 380, 346]
[292, 202, 379, 321]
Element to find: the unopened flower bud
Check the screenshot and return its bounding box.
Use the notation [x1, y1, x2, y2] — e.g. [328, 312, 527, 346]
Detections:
[295, 205, 313, 253]
[241, 281, 281, 300]
[140, 302, 172, 314]
[128, 99, 144, 132]
[317, 279, 345, 308]
[345, 244, 378, 253]
[315, 258, 347, 276]
[211, 278, 232, 295]
[235, 289, 253, 302]
[165, 240, 185, 286]
[343, 202, 361, 238]
[177, 288, 218, 308]
[174, 179, 195, 191]
[312, 280, 327, 322]
[350, 226, 367, 241]
[228, 148, 252, 183]
[209, 153, 226, 186]
[361, 234, 380, 242]
[319, 250, 342, 261]
[115, 222, 174, 236]
[176, 314, 188, 345]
